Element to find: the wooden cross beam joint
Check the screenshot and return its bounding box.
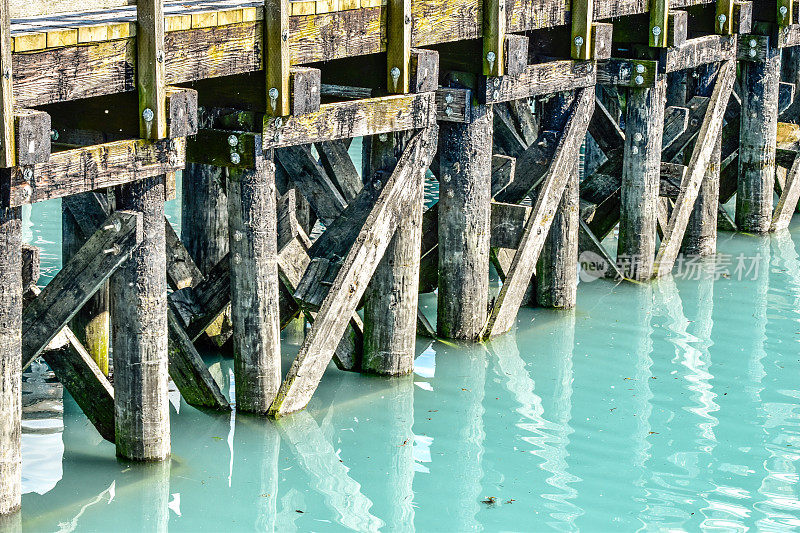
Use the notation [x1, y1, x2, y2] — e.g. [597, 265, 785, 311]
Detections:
[482, 60, 596, 104]
[596, 59, 661, 88]
[737, 34, 775, 61]
[187, 129, 264, 169]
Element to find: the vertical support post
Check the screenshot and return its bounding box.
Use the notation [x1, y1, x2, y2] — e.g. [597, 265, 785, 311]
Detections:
[265, 0, 290, 116]
[779, 0, 794, 30]
[181, 163, 229, 275]
[738, 45, 781, 233]
[137, 0, 167, 140]
[618, 79, 667, 280]
[63, 196, 110, 375]
[112, 177, 170, 461]
[227, 155, 281, 413]
[570, 0, 593, 61]
[387, 0, 412, 92]
[666, 71, 687, 106]
[0, 0, 13, 168]
[362, 132, 423, 375]
[438, 104, 492, 339]
[682, 63, 720, 256]
[649, 0, 669, 48]
[537, 92, 579, 308]
[483, 0, 506, 76]
[781, 46, 800, 123]
[0, 206, 20, 515]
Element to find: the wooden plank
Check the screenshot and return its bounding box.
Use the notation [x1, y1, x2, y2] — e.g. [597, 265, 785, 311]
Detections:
[663, 34, 737, 73]
[772, 154, 800, 230]
[654, 59, 735, 277]
[270, 126, 437, 416]
[0, 0, 14, 167]
[137, 0, 167, 140]
[484, 60, 595, 103]
[276, 144, 347, 225]
[265, 0, 290, 115]
[596, 59, 660, 87]
[263, 92, 436, 148]
[315, 140, 361, 202]
[21, 210, 142, 369]
[165, 218, 203, 291]
[482, 87, 593, 340]
[716, 0, 734, 34]
[387, 0, 411, 92]
[5, 137, 185, 207]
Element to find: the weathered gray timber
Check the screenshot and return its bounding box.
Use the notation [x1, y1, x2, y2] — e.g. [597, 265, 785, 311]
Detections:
[537, 91, 578, 309]
[483, 87, 593, 340]
[0, 206, 21, 516]
[40, 326, 115, 442]
[270, 126, 438, 417]
[22, 210, 143, 369]
[276, 145, 348, 225]
[772, 155, 800, 230]
[316, 141, 362, 202]
[655, 60, 736, 277]
[63, 193, 111, 375]
[111, 176, 170, 461]
[437, 104, 492, 340]
[682, 63, 721, 256]
[165, 220, 203, 291]
[781, 46, 800, 123]
[181, 163, 229, 275]
[738, 47, 781, 233]
[618, 79, 667, 281]
[362, 132, 423, 375]
[227, 156, 281, 414]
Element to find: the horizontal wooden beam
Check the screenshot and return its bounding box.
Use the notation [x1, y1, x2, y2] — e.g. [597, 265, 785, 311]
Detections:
[3, 137, 185, 207]
[262, 92, 436, 148]
[483, 60, 596, 103]
[661, 34, 737, 72]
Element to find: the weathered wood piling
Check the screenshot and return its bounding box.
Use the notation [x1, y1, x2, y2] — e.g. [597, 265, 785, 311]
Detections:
[3, 0, 800, 516]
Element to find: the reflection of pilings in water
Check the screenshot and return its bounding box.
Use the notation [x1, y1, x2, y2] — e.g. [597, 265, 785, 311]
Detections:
[487, 318, 580, 529]
[754, 235, 799, 529]
[629, 285, 655, 475]
[379, 376, 415, 531]
[431, 343, 486, 531]
[233, 416, 279, 532]
[277, 410, 383, 531]
[120, 461, 171, 533]
[745, 238, 770, 403]
[646, 275, 719, 527]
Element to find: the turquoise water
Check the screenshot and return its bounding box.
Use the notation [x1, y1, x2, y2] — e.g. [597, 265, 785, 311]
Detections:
[16, 173, 800, 531]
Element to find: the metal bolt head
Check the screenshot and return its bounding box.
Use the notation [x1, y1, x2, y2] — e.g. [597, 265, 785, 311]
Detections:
[445, 106, 453, 117]
[390, 67, 401, 81]
[228, 135, 239, 147]
[493, 78, 501, 88]
[636, 63, 645, 74]
[230, 152, 241, 164]
[268, 87, 279, 100]
[493, 90, 500, 100]
[781, 5, 788, 17]
[633, 132, 643, 143]
[157, 50, 164, 63]
[445, 93, 454, 104]
[574, 36, 584, 47]
[3, 67, 10, 80]
[652, 26, 661, 37]
[50, 129, 59, 141]
[486, 51, 496, 63]
[718, 13, 727, 24]
[379, 133, 388, 142]
[635, 75, 644, 85]
[749, 48, 757, 57]
[750, 38, 758, 47]
[23, 167, 33, 181]
[282, 29, 289, 42]
[142, 108, 154, 122]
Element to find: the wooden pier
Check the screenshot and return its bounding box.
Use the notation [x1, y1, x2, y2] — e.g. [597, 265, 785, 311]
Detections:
[1, 0, 799, 515]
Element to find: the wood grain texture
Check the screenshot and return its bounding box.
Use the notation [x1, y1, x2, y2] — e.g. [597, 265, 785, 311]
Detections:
[0, 0, 14, 167]
[772, 154, 800, 230]
[654, 59, 735, 276]
[227, 156, 281, 414]
[181, 163, 229, 275]
[265, 0, 290, 116]
[0, 206, 21, 515]
[6, 137, 185, 207]
[737, 47, 780, 232]
[137, 0, 167, 139]
[483, 87, 593, 339]
[269, 126, 437, 417]
[22, 210, 142, 369]
[438, 104, 492, 340]
[111, 176, 170, 461]
[617, 79, 667, 281]
[362, 132, 423, 375]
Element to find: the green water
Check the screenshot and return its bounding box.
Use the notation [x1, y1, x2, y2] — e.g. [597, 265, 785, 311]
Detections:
[16, 173, 800, 531]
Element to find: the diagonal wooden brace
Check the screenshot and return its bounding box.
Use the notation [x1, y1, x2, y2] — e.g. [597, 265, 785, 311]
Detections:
[482, 87, 594, 340]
